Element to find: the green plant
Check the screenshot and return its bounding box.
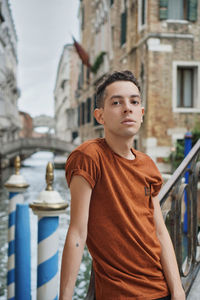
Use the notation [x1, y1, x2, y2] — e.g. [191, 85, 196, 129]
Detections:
[169, 122, 200, 171]
[91, 51, 106, 74]
[171, 139, 185, 171]
[191, 120, 200, 146]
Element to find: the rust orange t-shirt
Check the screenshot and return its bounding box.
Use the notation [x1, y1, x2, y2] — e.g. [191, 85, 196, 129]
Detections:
[65, 138, 169, 300]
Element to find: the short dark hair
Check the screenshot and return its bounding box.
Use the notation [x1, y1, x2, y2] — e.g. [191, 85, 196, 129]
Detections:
[96, 70, 140, 108]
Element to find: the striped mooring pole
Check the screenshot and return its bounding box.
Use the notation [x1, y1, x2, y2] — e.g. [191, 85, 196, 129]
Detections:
[30, 162, 68, 300]
[15, 203, 31, 300]
[4, 156, 30, 300]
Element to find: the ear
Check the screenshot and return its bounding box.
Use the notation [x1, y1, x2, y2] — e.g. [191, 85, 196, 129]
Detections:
[141, 107, 144, 116]
[94, 108, 104, 125]
[141, 107, 144, 123]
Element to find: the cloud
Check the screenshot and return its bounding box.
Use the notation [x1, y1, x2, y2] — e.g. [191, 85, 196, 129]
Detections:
[10, 0, 79, 117]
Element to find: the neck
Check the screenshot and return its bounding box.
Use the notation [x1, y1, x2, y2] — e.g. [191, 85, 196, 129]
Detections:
[104, 134, 135, 160]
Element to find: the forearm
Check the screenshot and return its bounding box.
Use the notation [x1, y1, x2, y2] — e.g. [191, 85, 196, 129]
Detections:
[158, 228, 185, 299]
[59, 226, 87, 300]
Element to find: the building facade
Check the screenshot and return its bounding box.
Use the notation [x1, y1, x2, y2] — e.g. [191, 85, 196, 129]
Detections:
[54, 44, 79, 143]
[75, 0, 199, 172]
[0, 0, 20, 147]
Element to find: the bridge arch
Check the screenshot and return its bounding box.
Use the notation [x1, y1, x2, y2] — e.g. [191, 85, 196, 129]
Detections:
[33, 115, 55, 132]
[0, 137, 75, 158]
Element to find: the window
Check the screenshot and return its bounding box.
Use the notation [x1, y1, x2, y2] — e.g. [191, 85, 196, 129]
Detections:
[110, 0, 114, 6]
[159, 0, 198, 22]
[78, 105, 81, 126]
[141, 0, 146, 25]
[81, 102, 85, 125]
[72, 131, 78, 140]
[0, 4, 4, 23]
[138, 0, 147, 30]
[81, 63, 84, 86]
[60, 79, 67, 90]
[120, 1, 127, 45]
[168, 0, 187, 20]
[87, 97, 91, 123]
[81, 5, 85, 30]
[139, 63, 146, 108]
[173, 61, 200, 112]
[86, 68, 90, 83]
[78, 63, 84, 89]
[177, 67, 194, 108]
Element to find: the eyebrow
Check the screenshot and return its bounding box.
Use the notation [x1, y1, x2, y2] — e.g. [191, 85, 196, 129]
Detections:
[110, 94, 141, 100]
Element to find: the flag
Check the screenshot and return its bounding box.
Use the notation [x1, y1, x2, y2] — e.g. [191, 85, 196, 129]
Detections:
[72, 36, 91, 68]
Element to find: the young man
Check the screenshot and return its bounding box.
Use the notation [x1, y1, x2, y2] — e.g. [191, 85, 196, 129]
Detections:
[59, 71, 185, 300]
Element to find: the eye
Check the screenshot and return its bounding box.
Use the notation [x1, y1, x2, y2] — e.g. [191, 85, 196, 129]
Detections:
[131, 99, 140, 105]
[112, 100, 120, 105]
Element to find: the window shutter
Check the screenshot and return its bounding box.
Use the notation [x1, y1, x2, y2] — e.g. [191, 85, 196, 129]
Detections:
[81, 102, 85, 125]
[87, 97, 91, 123]
[120, 10, 127, 45]
[159, 0, 168, 20]
[188, 0, 198, 22]
[81, 6, 85, 30]
[78, 105, 81, 126]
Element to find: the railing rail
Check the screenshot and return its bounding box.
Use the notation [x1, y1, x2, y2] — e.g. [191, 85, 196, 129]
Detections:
[85, 139, 200, 299]
[159, 139, 200, 204]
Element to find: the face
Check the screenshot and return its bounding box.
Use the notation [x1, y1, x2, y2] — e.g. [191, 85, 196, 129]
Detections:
[94, 81, 144, 139]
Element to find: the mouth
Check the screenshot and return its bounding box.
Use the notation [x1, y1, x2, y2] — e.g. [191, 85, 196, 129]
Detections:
[121, 119, 136, 125]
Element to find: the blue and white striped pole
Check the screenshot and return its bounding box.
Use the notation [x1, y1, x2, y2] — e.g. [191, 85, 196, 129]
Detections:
[4, 156, 29, 300]
[15, 204, 31, 300]
[30, 162, 68, 300]
[37, 216, 59, 299]
[7, 193, 23, 300]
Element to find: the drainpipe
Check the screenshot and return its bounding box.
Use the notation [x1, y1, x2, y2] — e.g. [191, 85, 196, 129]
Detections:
[30, 162, 68, 300]
[4, 156, 30, 300]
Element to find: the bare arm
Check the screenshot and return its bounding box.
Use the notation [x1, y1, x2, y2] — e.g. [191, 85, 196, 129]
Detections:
[59, 175, 92, 300]
[152, 196, 185, 300]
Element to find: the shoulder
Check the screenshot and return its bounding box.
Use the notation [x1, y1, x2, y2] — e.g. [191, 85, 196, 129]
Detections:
[75, 138, 104, 153]
[67, 138, 105, 162]
[134, 149, 162, 176]
[65, 139, 103, 188]
[134, 149, 156, 164]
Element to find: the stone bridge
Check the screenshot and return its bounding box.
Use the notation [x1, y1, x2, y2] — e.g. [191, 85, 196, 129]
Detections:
[33, 115, 55, 131]
[0, 136, 75, 158]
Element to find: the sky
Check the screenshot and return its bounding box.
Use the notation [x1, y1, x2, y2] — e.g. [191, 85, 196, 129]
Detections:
[10, 0, 79, 117]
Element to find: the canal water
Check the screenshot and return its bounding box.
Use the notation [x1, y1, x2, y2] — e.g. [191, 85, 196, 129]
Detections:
[0, 151, 91, 300]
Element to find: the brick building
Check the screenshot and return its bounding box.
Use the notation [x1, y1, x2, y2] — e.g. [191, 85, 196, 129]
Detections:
[75, 0, 199, 172]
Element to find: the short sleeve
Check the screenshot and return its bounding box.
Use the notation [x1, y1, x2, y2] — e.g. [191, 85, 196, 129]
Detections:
[65, 150, 100, 189]
[144, 155, 163, 197]
[151, 179, 163, 197]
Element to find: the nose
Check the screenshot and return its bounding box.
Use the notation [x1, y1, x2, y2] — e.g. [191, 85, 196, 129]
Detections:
[123, 100, 132, 113]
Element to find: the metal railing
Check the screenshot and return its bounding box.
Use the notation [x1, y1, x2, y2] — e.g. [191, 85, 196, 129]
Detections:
[159, 139, 200, 294]
[85, 139, 200, 299]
